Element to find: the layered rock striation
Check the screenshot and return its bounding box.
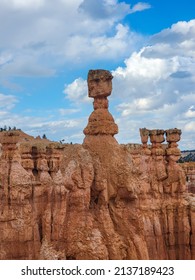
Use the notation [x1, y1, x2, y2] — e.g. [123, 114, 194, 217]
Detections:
[0, 70, 195, 260]
[180, 162, 195, 193]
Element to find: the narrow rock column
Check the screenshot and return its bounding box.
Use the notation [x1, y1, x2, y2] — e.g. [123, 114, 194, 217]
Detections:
[149, 129, 165, 155]
[139, 128, 151, 155]
[165, 129, 182, 167]
[83, 69, 120, 203]
[164, 129, 186, 194]
[166, 128, 181, 149]
[149, 129, 167, 182]
[83, 69, 118, 136]
[139, 128, 149, 148]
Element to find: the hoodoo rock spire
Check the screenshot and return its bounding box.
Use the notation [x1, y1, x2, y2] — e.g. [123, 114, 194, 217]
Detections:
[83, 69, 118, 136]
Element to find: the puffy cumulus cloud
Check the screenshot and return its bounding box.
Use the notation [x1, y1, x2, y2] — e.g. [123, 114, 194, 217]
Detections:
[111, 20, 195, 149]
[0, 0, 147, 79]
[64, 78, 88, 103]
[112, 49, 180, 105]
[64, 24, 143, 65]
[143, 19, 195, 58]
[117, 95, 164, 116]
[112, 20, 195, 106]
[64, 19, 195, 149]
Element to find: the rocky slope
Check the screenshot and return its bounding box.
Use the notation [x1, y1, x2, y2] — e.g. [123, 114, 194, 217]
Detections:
[179, 151, 195, 162]
[0, 69, 194, 260]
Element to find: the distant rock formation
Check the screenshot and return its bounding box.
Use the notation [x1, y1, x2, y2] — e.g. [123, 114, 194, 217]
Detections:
[180, 162, 195, 193]
[179, 150, 195, 162]
[0, 69, 195, 260]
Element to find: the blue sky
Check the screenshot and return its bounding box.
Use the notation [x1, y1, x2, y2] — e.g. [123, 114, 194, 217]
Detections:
[0, 0, 195, 149]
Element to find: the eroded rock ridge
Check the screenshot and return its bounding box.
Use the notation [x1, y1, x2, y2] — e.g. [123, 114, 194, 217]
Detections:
[0, 69, 194, 260]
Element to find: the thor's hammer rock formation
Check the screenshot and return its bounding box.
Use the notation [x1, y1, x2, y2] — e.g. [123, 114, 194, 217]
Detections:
[0, 69, 194, 260]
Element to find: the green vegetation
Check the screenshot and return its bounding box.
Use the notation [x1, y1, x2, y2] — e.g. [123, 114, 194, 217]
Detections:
[0, 126, 19, 132]
[178, 153, 195, 163]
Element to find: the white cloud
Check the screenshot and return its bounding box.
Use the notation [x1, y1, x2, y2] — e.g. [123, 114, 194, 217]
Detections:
[111, 50, 180, 104]
[0, 108, 85, 143]
[63, 19, 195, 149]
[79, 0, 150, 20]
[130, 2, 151, 13]
[0, 52, 13, 65]
[79, 0, 130, 20]
[25, 117, 86, 143]
[0, 111, 10, 118]
[144, 19, 195, 59]
[0, 2, 194, 149]
[171, 20, 195, 34]
[0, 54, 55, 77]
[0, 0, 147, 79]
[114, 49, 173, 79]
[64, 78, 88, 103]
[58, 108, 80, 116]
[1, 0, 45, 9]
[112, 20, 195, 100]
[112, 20, 195, 149]
[184, 106, 195, 118]
[184, 121, 195, 132]
[28, 119, 80, 130]
[63, 23, 143, 65]
[117, 94, 163, 116]
[0, 93, 18, 110]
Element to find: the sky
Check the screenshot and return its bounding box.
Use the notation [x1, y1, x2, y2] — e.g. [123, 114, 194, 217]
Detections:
[0, 0, 195, 150]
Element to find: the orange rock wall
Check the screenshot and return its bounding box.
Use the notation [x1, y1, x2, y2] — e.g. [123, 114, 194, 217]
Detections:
[0, 69, 194, 260]
[180, 162, 195, 193]
[0, 132, 195, 260]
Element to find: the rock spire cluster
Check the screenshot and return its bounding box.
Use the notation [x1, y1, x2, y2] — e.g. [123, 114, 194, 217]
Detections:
[0, 69, 194, 260]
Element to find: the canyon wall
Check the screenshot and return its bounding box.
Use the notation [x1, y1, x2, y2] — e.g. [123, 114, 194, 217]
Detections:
[180, 162, 195, 193]
[0, 70, 194, 260]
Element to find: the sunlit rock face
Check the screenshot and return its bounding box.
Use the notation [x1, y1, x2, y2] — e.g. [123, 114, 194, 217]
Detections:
[180, 162, 195, 194]
[0, 70, 194, 260]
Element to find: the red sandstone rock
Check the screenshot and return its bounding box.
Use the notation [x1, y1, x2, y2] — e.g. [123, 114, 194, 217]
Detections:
[87, 69, 113, 98]
[84, 69, 118, 136]
[180, 162, 195, 193]
[0, 71, 195, 260]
